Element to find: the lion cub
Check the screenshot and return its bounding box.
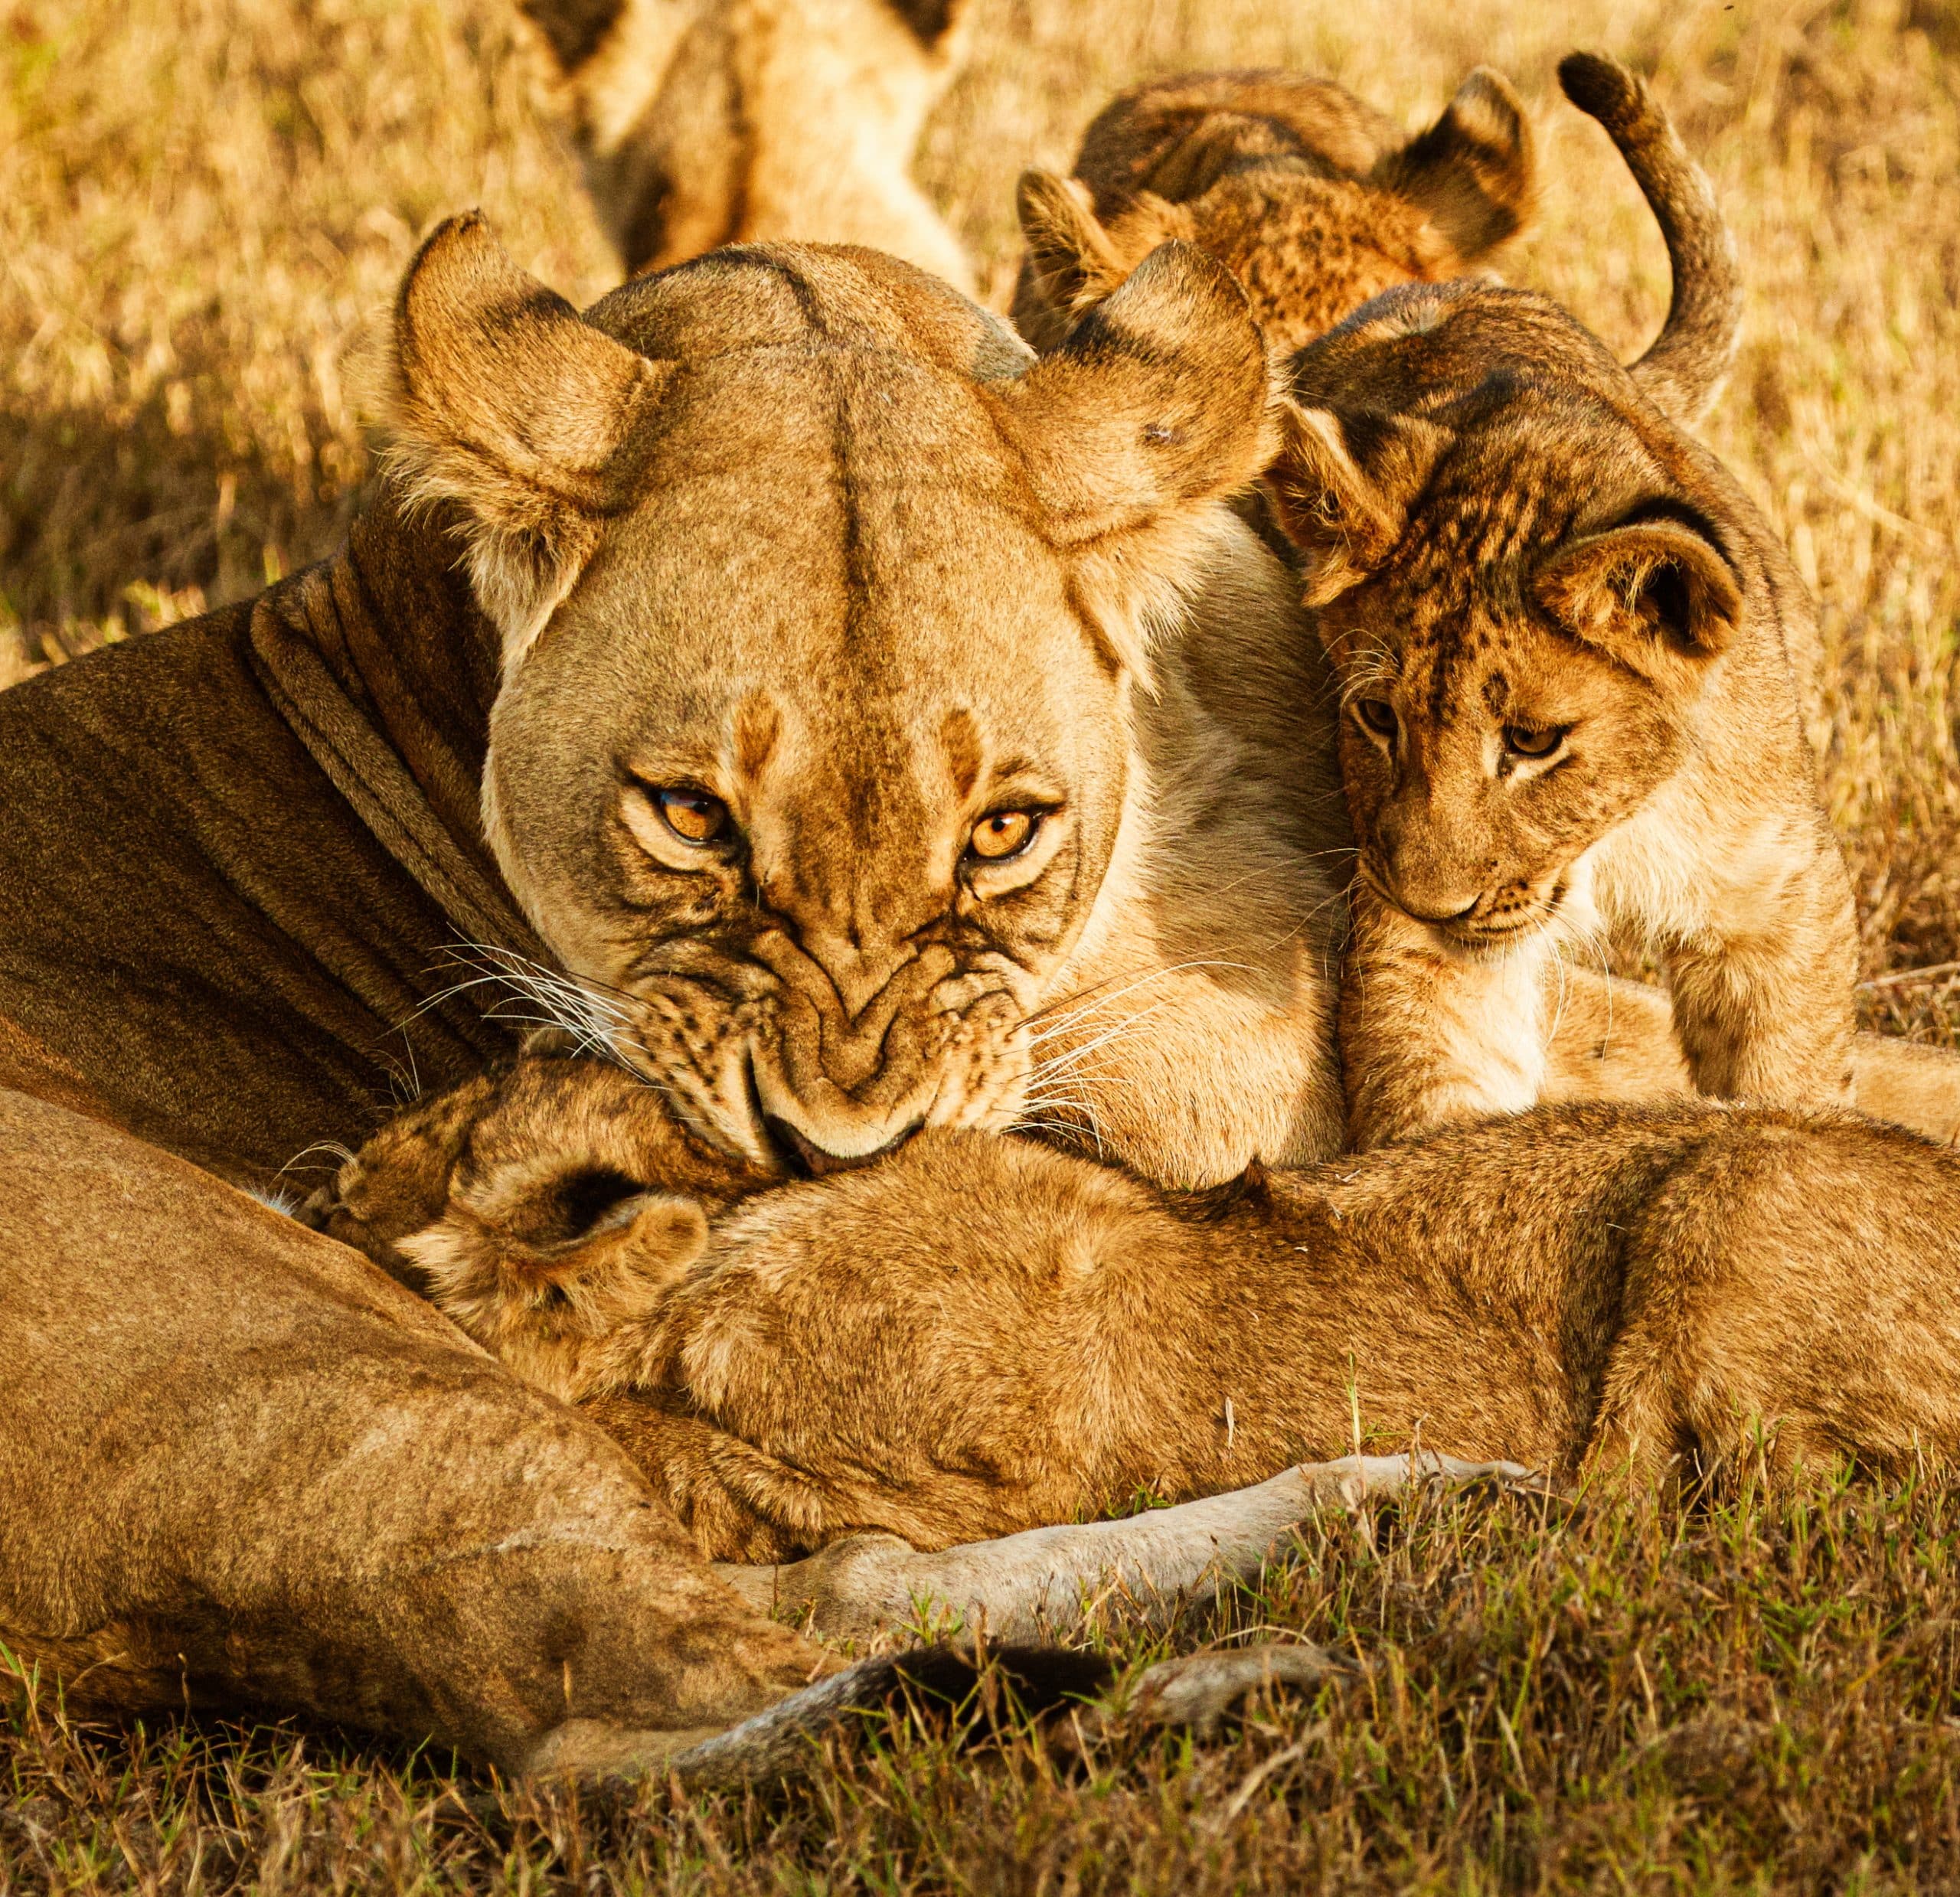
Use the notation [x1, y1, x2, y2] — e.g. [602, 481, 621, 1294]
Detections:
[309, 1055, 1960, 1562]
[1265, 60, 1857, 1150]
[302, 1059, 770, 1403]
[1011, 63, 1536, 356]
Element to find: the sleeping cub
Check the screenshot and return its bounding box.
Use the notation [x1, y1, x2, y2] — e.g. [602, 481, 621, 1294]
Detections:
[1264, 65, 1857, 1150]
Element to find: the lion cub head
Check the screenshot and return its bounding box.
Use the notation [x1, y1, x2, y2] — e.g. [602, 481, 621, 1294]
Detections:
[1012, 66, 1535, 357]
[1269, 284, 1748, 949]
[1262, 54, 1753, 955]
[303, 1056, 765, 1402]
[378, 224, 1274, 1174]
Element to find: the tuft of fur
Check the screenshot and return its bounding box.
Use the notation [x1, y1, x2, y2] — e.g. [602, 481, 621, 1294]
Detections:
[1558, 51, 1742, 424]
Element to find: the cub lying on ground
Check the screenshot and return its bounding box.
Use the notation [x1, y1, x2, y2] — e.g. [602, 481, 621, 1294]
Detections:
[1011, 63, 1536, 357]
[306, 1056, 1960, 1565]
[1266, 60, 1857, 1151]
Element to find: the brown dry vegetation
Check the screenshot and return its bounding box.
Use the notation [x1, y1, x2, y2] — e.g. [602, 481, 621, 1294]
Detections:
[4, 0, 1960, 1886]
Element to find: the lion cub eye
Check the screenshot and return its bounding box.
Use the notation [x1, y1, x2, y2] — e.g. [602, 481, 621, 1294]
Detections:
[1503, 724, 1568, 760]
[969, 809, 1039, 862]
[1354, 698, 1399, 741]
[649, 785, 730, 845]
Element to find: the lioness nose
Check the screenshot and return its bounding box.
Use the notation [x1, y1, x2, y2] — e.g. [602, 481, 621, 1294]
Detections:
[763, 1114, 919, 1179]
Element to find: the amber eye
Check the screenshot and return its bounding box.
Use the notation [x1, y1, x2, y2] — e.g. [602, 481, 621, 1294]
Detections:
[1503, 723, 1567, 759]
[650, 785, 730, 845]
[969, 809, 1038, 862]
[1354, 698, 1399, 740]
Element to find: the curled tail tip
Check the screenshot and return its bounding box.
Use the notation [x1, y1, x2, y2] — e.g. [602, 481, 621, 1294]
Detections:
[1557, 50, 1650, 132]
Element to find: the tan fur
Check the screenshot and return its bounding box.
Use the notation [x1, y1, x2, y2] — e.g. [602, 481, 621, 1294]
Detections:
[516, 0, 976, 289]
[1248, 57, 1851, 1151]
[1272, 277, 1856, 1150]
[312, 1057, 1960, 1567]
[377, 220, 1348, 1186]
[1010, 64, 1535, 358]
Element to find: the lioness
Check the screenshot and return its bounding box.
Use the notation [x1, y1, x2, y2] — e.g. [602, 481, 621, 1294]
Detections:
[1012, 63, 1535, 357]
[515, 0, 976, 289]
[1264, 59, 1857, 1150]
[306, 1053, 1960, 1627]
[0, 184, 1952, 1770]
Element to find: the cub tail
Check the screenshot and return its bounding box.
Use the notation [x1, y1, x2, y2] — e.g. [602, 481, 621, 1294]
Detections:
[1558, 51, 1742, 425]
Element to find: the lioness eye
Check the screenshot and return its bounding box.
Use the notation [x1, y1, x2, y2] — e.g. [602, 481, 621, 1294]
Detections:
[969, 810, 1038, 861]
[1503, 724, 1566, 759]
[1355, 698, 1398, 740]
[651, 785, 729, 844]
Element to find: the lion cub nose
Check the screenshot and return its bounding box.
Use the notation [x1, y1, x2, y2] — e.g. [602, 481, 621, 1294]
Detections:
[763, 1115, 917, 1178]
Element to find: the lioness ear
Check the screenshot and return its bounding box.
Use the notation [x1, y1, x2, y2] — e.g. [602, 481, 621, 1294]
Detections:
[1265, 401, 1447, 608]
[988, 240, 1276, 678]
[1374, 67, 1536, 262]
[1534, 518, 1742, 689]
[1014, 170, 1132, 327]
[383, 212, 678, 667]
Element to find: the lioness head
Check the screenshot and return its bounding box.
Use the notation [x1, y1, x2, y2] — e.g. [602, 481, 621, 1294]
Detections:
[1266, 281, 1748, 954]
[381, 221, 1272, 1167]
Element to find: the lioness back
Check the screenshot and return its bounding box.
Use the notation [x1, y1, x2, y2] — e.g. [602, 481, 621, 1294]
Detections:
[516, 0, 977, 289]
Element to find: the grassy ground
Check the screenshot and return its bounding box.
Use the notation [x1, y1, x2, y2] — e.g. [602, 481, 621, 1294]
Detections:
[5, 0, 1960, 1886]
[10, 1475, 1960, 1892]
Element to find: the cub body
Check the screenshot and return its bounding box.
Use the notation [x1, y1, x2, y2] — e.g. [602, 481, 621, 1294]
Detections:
[309, 1056, 1960, 1561]
[1011, 64, 1535, 356]
[1269, 279, 1856, 1148]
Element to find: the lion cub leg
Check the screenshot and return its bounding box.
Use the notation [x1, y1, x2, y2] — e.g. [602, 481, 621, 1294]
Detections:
[1580, 1114, 1960, 1488]
[1341, 885, 1553, 1149]
[1660, 817, 1859, 1107]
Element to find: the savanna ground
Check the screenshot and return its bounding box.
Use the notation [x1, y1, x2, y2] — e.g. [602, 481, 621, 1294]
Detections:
[2, 0, 1958, 1886]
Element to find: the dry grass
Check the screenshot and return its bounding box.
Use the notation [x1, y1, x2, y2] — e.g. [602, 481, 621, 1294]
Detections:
[5, 0, 1960, 1884]
[10, 1477, 1960, 1892]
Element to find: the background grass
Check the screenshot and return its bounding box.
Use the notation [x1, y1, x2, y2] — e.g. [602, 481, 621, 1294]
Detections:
[3, 0, 1959, 1886]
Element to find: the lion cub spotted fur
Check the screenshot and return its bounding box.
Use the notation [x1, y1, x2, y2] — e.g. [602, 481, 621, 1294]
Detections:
[1011, 64, 1535, 357]
[309, 1055, 1960, 1562]
[1266, 59, 1854, 1151]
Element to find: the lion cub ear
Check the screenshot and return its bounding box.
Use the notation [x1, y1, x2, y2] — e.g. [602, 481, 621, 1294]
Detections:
[1265, 401, 1448, 608]
[1533, 518, 1743, 691]
[381, 212, 679, 668]
[1373, 67, 1536, 264]
[988, 240, 1276, 679]
[1014, 170, 1132, 328]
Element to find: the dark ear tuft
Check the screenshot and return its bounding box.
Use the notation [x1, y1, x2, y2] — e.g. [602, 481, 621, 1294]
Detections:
[1374, 67, 1536, 262]
[883, 0, 968, 51]
[1534, 518, 1742, 688]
